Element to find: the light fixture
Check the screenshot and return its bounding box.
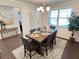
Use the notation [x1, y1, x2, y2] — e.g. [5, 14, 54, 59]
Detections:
[46, 6, 50, 11]
[37, 2, 50, 13]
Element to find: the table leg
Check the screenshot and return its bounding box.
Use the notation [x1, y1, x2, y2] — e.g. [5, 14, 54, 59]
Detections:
[35, 43, 44, 56]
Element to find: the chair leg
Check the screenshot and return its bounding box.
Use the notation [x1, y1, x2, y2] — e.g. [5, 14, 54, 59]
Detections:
[51, 44, 53, 49]
[30, 51, 31, 59]
[50, 40, 53, 50]
[50, 43, 53, 50]
[24, 49, 26, 56]
[46, 49, 48, 56]
[54, 40, 56, 45]
[46, 45, 48, 56]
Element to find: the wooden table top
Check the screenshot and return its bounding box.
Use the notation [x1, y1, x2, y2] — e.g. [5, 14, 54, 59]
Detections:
[25, 31, 53, 43]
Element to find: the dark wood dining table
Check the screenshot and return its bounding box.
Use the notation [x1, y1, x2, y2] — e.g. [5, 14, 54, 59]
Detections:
[25, 29, 57, 55]
[25, 30, 56, 43]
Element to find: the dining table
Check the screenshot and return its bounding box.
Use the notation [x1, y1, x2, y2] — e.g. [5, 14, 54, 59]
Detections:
[25, 29, 57, 55]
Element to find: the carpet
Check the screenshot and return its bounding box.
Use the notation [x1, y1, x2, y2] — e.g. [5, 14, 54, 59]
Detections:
[12, 38, 67, 59]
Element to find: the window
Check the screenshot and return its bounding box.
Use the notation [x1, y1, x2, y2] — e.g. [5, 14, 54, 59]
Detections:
[48, 8, 72, 28]
[49, 10, 58, 26]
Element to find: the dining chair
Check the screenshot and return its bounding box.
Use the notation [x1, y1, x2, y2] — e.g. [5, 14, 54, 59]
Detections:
[49, 30, 57, 50]
[37, 27, 40, 31]
[30, 28, 36, 33]
[21, 36, 39, 59]
[50, 25, 56, 29]
[53, 30, 57, 45]
[41, 33, 54, 56]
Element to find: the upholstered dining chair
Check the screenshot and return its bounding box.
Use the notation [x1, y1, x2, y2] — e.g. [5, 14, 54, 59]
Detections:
[53, 30, 57, 45]
[41, 33, 54, 56]
[21, 36, 39, 59]
[50, 30, 57, 50]
[50, 26, 56, 29]
[37, 27, 40, 31]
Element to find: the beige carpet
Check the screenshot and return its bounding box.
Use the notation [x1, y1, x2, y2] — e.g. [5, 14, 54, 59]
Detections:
[12, 38, 67, 59]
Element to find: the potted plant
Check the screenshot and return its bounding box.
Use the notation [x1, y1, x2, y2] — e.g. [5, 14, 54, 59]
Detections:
[68, 11, 79, 43]
[0, 20, 6, 29]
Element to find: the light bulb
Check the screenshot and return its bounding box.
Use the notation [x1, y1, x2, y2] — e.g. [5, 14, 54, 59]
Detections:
[37, 8, 40, 11]
[41, 8, 44, 13]
[46, 7, 50, 11]
[39, 6, 44, 10]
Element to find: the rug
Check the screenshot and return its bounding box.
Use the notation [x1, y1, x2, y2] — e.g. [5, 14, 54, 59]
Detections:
[12, 38, 67, 59]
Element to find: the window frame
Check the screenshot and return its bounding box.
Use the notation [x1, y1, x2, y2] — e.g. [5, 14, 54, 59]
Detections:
[48, 8, 72, 28]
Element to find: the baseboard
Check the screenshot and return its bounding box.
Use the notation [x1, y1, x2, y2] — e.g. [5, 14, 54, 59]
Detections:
[56, 36, 69, 41]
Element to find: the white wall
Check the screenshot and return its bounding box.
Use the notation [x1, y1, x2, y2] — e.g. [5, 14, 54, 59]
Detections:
[29, 11, 42, 29]
[0, 0, 38, 37]
[41, 13, 48, 26]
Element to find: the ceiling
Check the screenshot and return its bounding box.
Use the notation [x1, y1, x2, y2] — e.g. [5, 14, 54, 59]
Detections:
[19, 0, 72, 6]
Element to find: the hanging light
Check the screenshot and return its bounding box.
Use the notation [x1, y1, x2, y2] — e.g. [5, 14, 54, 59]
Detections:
[37, 6, 50, 13]
[37, 6, 44, 13]
[37, 1, 50, 13]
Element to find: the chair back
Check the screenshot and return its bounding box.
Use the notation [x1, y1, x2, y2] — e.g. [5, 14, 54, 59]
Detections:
[53, 30, 57, 40]
[21, 37, 31, 51]
[30, 28, 36, 33]
[50, 26, 56, 29]
[37, 27, 40, 31]
[47, 33, 53, 46]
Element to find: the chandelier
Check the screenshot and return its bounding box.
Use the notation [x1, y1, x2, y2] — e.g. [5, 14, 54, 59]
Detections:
[36, 2, 50, 13]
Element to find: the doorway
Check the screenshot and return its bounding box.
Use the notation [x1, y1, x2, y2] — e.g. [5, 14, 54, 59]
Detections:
[15, 8, 23, 34]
